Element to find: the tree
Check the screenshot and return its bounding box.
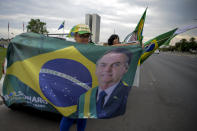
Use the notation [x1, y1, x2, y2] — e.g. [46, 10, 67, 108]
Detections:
[162, 37, 197, 52]
[189, 37, 197, 50]
[189, 37, 195, 43]
[26, 19, 48, 34]
[180, 39, 188, 52]
[180, 38, 187, 44]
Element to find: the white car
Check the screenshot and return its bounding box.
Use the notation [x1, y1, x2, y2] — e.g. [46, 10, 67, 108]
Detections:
[154, 49, 160, 54]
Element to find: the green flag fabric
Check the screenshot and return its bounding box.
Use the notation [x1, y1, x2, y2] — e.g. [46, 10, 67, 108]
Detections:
[3, 32, 143, 118]
[140, 28, 178, 63]
[124, 8, 147, 44]
[163, 24, 197, 46]
[140, 25, 197, 63]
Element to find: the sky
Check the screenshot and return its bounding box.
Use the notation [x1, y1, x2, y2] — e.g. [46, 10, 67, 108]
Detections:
[0, 0, 197, 44]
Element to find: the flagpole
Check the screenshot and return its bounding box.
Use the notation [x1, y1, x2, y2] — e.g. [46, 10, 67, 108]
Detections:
[57, 20, 65, 38]
[63, 20, 65, 38]
[23, 22, 24, 32]
[8, 22, 9, 42]
[63, 26, 64, 38]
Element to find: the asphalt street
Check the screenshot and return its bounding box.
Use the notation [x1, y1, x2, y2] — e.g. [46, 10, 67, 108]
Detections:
[0, 52, 197, 131]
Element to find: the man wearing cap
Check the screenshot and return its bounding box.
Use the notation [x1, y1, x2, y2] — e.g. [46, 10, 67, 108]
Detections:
[60, 24, 92, 131]
[68, 24, 94, 44]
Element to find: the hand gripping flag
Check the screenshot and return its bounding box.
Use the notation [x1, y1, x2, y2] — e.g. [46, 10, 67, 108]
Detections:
[58, 21, 65, 30]
[3, 32, 143, 118]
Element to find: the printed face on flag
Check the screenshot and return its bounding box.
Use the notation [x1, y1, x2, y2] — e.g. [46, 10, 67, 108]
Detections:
[78, 48, 137, 119]
[96, 52, 129, 88]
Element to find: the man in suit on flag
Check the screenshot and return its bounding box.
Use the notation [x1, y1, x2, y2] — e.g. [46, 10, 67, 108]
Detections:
[78, 48, 132, 118]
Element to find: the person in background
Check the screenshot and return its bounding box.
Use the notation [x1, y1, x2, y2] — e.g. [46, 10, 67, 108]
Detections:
[60, 24, 92, 131]
[107, 34, 142, 47]
[107, 34, 120, 45]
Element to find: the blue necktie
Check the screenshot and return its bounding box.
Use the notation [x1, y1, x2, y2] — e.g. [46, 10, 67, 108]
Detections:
[97, 91, 107, 114]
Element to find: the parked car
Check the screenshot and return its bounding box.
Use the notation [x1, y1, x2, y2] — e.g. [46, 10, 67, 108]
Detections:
[154, 49, 160, 54]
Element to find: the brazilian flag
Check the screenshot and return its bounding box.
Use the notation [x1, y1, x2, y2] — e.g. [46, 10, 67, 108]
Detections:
[140, 25, 197, 64]
[124, 7, 147, 44]
[134, 7, 147, 43]
[2, 32, 142, 117]
[140, 28, 178, 63]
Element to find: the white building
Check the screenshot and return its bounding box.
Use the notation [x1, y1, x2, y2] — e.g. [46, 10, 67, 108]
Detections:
[85, 14, 100, 44]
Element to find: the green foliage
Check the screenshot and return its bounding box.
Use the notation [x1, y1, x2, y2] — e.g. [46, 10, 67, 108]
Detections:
[161, 37, 197, 52]
[26, 19, 48, 34]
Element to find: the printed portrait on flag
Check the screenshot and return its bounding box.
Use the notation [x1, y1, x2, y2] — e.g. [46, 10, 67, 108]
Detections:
[78, 48, 133, 118]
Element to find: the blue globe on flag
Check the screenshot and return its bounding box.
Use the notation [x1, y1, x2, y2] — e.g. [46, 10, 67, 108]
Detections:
[39, 59, 92, 107]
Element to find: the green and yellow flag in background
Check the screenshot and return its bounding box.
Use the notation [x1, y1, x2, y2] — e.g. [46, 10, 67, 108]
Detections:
[140, 25, 197, 64]
[124, 7, 147, 44]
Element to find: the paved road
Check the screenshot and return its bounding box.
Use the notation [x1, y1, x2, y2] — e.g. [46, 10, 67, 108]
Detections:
[0, 52, 197, 131]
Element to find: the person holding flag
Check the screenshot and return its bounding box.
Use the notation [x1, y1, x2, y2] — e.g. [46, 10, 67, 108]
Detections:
[59, 24, 93, 131]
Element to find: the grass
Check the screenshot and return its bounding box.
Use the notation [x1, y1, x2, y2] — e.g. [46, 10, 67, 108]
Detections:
[0, 47, 7, 78]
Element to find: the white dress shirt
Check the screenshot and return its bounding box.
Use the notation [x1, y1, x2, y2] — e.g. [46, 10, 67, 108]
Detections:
[97, 82, 119, 106]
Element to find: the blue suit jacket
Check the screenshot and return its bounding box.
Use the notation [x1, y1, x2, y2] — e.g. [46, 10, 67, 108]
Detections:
[78, 81, 131, 119]
[98, 81, 131, 118]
